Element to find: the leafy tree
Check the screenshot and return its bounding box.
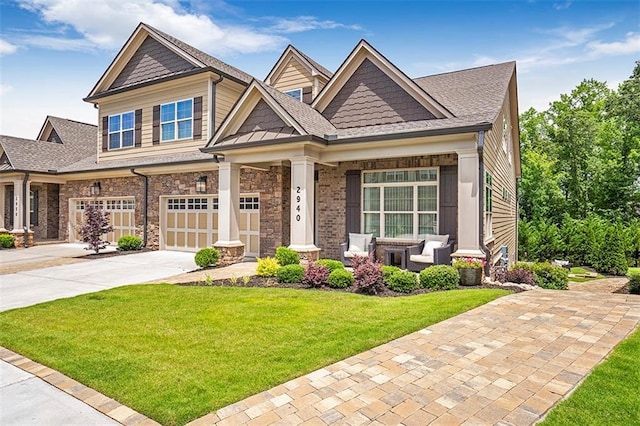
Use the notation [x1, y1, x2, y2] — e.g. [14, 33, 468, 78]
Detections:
[80, 204, 113, 254]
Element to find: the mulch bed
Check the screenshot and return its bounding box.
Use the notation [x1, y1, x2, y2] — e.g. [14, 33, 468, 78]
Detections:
[178, 275, 525, 297]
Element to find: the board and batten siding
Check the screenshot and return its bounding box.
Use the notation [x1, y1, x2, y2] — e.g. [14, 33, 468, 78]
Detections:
[483, 86, 518, 266]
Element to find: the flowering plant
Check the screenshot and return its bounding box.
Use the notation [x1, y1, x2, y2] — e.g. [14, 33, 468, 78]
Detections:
[452, 257, 486, 269]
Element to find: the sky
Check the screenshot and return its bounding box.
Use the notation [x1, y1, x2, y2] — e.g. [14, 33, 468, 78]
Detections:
[0, 0, 638, 139]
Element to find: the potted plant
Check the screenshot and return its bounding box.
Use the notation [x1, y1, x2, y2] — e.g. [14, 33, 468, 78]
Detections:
[452, 257, 486, 286]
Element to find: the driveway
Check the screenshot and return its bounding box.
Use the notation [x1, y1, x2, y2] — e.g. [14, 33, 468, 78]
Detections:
[0, 246, 198, 312]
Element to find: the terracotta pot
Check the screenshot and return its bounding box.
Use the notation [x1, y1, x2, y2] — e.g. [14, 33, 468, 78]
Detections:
[458, 267, 482, 286]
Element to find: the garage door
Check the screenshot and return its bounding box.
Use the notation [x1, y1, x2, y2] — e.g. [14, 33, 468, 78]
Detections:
[69, 198, 136, 244]
[161, 194, 259, 257]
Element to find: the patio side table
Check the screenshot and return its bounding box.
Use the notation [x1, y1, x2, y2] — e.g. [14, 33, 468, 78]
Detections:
[384, 247, 406, 269]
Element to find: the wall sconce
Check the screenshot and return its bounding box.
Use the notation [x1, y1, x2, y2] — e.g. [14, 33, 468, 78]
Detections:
[90, 182, 101, 196]
[196, 176, 207, 194]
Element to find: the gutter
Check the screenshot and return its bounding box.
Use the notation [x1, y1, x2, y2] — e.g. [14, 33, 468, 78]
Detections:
[130, 169, 148, 247]
[22, 171, 29, 248]
[477, 130, 491, 276]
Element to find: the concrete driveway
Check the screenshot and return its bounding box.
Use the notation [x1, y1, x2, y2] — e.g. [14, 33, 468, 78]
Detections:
[0, 245, 198, 312]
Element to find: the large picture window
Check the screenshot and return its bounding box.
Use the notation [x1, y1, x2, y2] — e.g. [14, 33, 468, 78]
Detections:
[161, 99, 193, 141]
[362, 169, 438, 240]
[108, 111, 134, 149]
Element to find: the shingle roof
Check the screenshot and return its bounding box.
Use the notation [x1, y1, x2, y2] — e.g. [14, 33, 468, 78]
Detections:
[45, 116, 97, 159]
[58, 150, 213, 173]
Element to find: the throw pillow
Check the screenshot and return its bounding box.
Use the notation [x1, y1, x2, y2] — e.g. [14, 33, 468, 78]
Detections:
[348, 236, 367, 252]
[349, 233, 373, 249]
[422, 240, 444, 257]
[424, 234, 449, 245]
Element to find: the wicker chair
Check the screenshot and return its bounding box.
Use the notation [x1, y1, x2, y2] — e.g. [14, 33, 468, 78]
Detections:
[340, 234, 376, 266]
[405, 239, 455, 272]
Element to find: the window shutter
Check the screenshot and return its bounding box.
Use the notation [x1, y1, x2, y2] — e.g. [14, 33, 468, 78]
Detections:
[30, 190, 39, 226]
[302, 87, 313, 104]
[152, 105, 160, 145]
[193, 96, 203, 139]
[345, 170, 361, 237]
[134, 109, 142, 147]
[439, 165, 458, 243]
[101, 116, 109, 151]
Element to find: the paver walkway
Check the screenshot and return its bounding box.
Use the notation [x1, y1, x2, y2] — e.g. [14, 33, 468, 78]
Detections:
[568, 277, 628, 293]
[188, 290, 640, 426]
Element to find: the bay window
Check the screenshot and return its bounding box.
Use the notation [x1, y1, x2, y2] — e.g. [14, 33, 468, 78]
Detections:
[362, 168, 438, 239]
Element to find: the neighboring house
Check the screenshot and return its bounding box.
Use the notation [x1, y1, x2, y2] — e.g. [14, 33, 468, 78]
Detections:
[0, 22, 521, 273]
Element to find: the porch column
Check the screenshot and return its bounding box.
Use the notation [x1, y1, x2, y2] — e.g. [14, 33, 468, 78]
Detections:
[453, 149, 485, 258]
[214, 162, 244, 265]
[0, 184, 6, 231]
[289, 156, 320, 260]
[11, 178, 27, 231]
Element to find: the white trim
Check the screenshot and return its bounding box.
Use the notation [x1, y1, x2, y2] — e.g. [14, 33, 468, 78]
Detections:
[160, 98, 194, 142]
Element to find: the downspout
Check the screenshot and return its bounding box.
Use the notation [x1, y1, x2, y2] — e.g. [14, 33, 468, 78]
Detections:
[210, 75, 223, 140]
[130, 169, 148, 247]
[477, 131, 491, 277]
[22, 171, 29, 248]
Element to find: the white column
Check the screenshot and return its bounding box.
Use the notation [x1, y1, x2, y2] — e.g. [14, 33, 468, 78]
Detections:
[0, 184, 6, 231]
[214, 162, 243, 247]
[289, 156, 318, 251]
[12, 179, 27, 231]
[453, 149, 485, 258]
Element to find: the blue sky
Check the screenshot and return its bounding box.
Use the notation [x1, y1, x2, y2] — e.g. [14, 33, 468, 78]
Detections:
[0, 0, 638, 139]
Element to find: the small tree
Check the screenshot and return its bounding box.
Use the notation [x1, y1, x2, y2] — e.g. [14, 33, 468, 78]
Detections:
[80, 203, 113, 254]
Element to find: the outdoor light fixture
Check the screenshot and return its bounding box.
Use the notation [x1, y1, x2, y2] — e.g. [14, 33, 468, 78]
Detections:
[196, 176, 207, 194]
[90, 182, 101, 196]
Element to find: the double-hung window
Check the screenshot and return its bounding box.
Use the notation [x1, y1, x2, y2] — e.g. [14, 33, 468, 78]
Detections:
[108, 112, 134, 149]
[161, 99, 193, 141]
[362, 168, 438, 240]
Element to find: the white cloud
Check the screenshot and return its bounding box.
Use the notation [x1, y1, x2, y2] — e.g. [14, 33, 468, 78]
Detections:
[553, 1, 573, 11]
[265, 16, 363, 34]
[0, 84, 13, 96]
[587, 32, 640, 56]
[15, 0, 286, 55]
[0, 39, 18, 55]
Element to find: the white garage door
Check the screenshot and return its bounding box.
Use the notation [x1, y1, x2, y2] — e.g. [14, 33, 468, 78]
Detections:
[161, 194, 259, 257]
[69, 198, 137, 244]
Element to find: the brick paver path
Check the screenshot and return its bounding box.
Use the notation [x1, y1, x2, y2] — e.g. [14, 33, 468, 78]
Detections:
[188, 290, 640, 426]
[568, 277, 628, 294]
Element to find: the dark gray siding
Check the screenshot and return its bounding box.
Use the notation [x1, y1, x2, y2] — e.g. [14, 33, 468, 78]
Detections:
[237, 99, 294, 134]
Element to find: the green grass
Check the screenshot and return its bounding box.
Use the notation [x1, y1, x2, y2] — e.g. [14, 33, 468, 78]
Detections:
[0, 285, 508, 425]
[628, 267, 640, 276]
[541, 327, 640, 425]
[568, 266, 604, 283]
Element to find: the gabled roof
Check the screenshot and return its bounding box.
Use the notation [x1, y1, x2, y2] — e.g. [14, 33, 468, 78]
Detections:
[312, 40, 453, 119]
[85, 22, 252, 101]
[265, 45, 333, 85]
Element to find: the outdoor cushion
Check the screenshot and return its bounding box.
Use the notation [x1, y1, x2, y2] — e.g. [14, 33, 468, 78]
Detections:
[348, 235, 367, 252]
[410, 254, 434, 264]
[349, 232, 373, 249]
[424, 234, 449, 244]
[344, 250, 369, 258]
[422, 240, 444, 257]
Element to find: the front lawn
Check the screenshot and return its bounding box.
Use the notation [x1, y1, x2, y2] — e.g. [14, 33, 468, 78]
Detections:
[0, 285, 507, 425]
[568, 266, 604, 283]
[541, 327, 640, 425]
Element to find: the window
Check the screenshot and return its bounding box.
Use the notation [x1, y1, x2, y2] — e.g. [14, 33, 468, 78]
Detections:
[240, 196, 259, 210]
[161, 99, 193, 141]
[485, 172, 493, 241]
[284, 88, 302, 101]
[108, 112, 134, 150]
[362, 169, 438, 240]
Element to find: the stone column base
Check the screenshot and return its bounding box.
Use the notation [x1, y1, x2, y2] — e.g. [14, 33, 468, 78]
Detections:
[214, 243, 245, 266]
[291, 247, 321, 263]
[10, 230, 34, 248]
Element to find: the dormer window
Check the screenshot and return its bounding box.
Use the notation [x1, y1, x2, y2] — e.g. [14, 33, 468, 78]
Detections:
[161, 99, 193, 141]
[284, 88, 302, 102]
[109, 111, 135, 150]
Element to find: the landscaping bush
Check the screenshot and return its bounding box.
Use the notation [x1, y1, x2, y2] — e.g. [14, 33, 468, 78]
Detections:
[117, 235, 143, 251]
[505, 264, 535, 285]
[327, 269, 354, 288]
[0, 234, 14, 248]
[420, 265, 459, 290]
[353, 256, 384, 294]
[381, 265, 401, 283]
[303, 263, 330, 287]
[276, 264, 305, 283]
[275, 246, 300, 266]
[592, 222, 628, 276]
[194, 247, 219, 268]
[256, 257, 280, 277]
[628, 274, 640, 295]
[531, 262, 569, 290]
[385, 270, 419, 293]
[315, 259, 344, 272]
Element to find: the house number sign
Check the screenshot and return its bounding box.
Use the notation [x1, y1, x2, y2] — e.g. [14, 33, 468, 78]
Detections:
[295, 186, 301, 222]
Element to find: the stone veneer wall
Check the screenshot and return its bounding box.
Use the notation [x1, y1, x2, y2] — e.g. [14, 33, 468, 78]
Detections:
[31, 183, 60, 240]
[316, 154, 457, 260]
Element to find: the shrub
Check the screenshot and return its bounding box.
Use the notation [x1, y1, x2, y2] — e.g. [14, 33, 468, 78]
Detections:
[504, 264, 535, 285]
[592, 222, 628, 276]
[256, 257, 280, 277]
[276, 264, 305, 283]
[117, 235, 143, 251]
[80, 203, 113, 254]
[303, 263, 330, 287]
[315, 259, 345, 272]
[420, 265, 459, 290]
[381, 265, 401, 283]
[386, 270, 419, 293]
[194, 247, 219, 268]
[328, 269, 354, 289]
[628, 274, 640, 295]
[275, 246, 300, 266]
[353, 256, 384, 295]
[531, 262, 568, 290]
[0, 234, 14, 248]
